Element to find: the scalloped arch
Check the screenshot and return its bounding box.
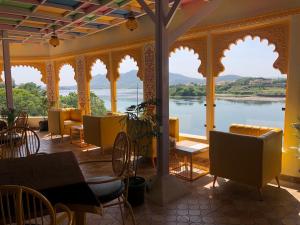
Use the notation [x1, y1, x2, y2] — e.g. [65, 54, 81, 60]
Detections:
[0, 62, 46, 84]
[55, 59, 76, 82]
[111, 47, 144, 81]
[169, 46, 203, 77]
[212, 22, 289, 77]
[170, 36, 207, 77]
[86, 54, 110, 81]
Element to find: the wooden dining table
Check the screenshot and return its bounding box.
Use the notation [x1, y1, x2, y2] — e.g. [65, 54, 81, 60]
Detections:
[0, 151, 101, 225]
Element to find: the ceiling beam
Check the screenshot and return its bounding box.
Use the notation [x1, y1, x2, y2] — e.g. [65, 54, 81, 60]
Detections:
[168, 0, 222, 44]
[136, 0, 155, 22]
[165, 0, 181, 28]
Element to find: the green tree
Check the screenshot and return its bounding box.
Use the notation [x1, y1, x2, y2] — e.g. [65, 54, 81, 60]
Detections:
[90, 92, 106, 116]
[60, 92, 78, 108]
[60, 92, 106, 116]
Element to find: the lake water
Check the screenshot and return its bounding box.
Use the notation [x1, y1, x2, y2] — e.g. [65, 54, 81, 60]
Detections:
[60, 89, 285, 136]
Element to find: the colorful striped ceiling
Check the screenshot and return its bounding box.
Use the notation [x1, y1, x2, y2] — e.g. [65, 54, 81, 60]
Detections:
[0, 0, 199, 44]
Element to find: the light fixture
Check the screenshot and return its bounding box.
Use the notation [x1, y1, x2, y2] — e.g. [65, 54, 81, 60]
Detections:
[125, 12, 138, 31]
[49, 26, 59, 47]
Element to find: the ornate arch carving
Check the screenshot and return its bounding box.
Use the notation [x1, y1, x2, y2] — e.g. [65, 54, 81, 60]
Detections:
[0, 62, 47, 84]
[54, 58, 76, 82]
[111, 47, 144, 81]
[86, 53, 110, 81]
[212, 22, 289, 76]
[170, 36, 207, 77]
[143, 43, 156, 101]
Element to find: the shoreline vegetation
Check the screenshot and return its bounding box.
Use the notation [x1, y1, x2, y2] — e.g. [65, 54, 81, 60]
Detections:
[169, 77, 286, 101]
[170, 95, 285, 102]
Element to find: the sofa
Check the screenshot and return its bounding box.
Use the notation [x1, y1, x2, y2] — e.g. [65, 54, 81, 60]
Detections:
[209, 124, 283, 197]
[48, 108, 82, 140]
[83, 114, 126, 151]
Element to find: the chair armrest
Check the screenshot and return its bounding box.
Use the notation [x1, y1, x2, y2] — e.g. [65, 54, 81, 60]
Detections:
[78, 160, 112, 165]
[261, 130, 283, 185]
[55, 203, 73, 225]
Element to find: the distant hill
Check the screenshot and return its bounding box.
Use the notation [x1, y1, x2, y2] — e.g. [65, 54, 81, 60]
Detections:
[216, 75, 242, 83]
[60, 70, 242, 89]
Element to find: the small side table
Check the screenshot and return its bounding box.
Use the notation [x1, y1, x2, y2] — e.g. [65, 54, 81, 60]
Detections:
[70, 125, 85, 148]
[170, 140, 209, 181]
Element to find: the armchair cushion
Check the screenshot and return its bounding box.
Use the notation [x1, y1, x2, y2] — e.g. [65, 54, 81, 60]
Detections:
[70, 109, 82, 122]
[88, 176, 125, 204]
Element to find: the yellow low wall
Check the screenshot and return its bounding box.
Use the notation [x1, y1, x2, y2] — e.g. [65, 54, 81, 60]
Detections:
[28, 116, 47, 129]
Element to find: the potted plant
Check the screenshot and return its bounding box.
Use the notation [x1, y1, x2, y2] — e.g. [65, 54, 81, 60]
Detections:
[0, 108, 17, 128]
[122, 99, 158, 206]
[39, 90, 49, 131]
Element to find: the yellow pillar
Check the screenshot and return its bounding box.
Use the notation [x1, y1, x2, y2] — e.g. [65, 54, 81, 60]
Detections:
[110, 80, 117, 113]
[282, 14, 300, 178]
[45, 61, 59, 108]
[109, 52, 117, 113]
[75, 55, 89, 115]
[206, 33, 215, 139]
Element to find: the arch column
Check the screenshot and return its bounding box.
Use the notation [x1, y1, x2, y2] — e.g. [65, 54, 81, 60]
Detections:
[45, 61, 58, 108]
[283, 14, 300, 179]
[109, 52, 117, 113]
[205, 34, 215, 138]
[75, 55, 88, 114]
[143, 43, 156, 101]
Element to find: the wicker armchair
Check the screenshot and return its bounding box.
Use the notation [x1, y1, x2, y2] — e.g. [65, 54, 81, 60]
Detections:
[79, 132, 136, 225]
[0, 127, 40, 159]
[0, 185, 73, 225]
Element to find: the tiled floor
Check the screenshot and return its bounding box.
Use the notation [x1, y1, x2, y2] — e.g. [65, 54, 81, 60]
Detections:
[39, 133, 300, 225]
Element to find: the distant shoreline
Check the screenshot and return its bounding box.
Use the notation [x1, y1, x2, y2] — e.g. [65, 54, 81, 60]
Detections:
[170, 94, 285, 102]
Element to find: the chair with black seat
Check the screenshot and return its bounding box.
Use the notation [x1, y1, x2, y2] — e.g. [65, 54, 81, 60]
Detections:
[0, 185, 73, 225]
[79, 132, 136, 225]
[0, 127, 40, 159]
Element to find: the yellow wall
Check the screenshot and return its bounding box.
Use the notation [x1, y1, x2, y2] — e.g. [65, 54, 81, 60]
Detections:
[282, 15, 300, 178]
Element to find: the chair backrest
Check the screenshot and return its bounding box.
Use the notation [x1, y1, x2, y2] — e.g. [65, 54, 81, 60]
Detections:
[0, 127, 40, 159]
[14, 111, 28, 128]
[112, 132, 130, 177]
[0, 185, 56, 225]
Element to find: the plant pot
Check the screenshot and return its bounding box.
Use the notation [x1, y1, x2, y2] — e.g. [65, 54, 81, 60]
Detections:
[39, 120, 48, 131]
[127, 176, 146, 207]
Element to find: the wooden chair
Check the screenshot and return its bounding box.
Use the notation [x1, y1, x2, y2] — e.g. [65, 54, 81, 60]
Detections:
[14, 111, 29, 128]
[80, 132, 136, 225]
[0, 185, 73, 225]
[0, 127, 40, 159]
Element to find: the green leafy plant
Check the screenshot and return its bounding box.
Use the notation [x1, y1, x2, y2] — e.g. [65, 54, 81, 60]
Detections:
[121, 99, 159, 178]
[0, 108, 17, 128]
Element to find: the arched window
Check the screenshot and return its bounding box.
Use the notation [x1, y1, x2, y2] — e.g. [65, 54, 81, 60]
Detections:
[215, 36, 286, 131]
[169, 47, 206, 136]
[117, 55, 142, 112]
[90, 59, 109, 115]
[0, 65, 45, 116]
[58, 64, 78, 108]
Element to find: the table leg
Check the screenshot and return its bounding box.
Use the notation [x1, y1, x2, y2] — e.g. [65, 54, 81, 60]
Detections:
[70, 129, 73, 144]
[72, 211, 86, 225]
[190, 154, 193, 181]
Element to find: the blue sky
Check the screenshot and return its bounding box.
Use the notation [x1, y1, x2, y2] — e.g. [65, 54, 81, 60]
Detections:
[2, 37, 285, 86]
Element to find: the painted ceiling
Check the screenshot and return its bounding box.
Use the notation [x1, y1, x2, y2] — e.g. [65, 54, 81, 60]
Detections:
[0, 0, 197, 44]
